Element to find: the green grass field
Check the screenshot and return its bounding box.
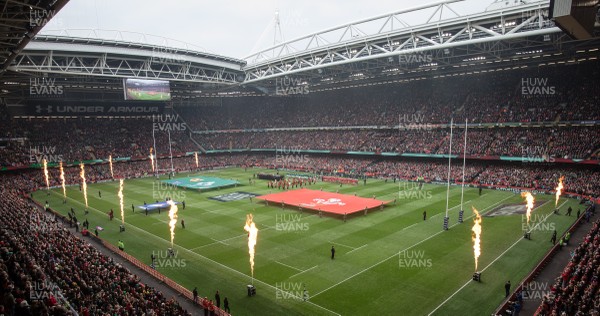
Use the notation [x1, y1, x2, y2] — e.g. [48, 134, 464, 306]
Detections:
[126, 89, 170, 101]
[33, 167, 582, 316]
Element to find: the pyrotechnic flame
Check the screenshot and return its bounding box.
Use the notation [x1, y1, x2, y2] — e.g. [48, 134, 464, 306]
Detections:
[244, 213, 258, 281]
[167, 200, 178, 248]
[555, 176, 564, 207]
[150, 148, 155, 172]
[59, 161, 66, 199]
[471, 206, 482, 271]
[42, 158, 49, 190]
[118, 179, 124, 225]
[194, 152, 199, 168]
[80, 163, 88, 208]
[521, 192, 535, 225]
[109, 155, 114, 178]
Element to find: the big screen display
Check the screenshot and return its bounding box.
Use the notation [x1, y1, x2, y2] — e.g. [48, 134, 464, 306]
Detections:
[123, 78, 171, 101]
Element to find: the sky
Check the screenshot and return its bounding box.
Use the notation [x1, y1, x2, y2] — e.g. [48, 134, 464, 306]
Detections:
[41, 0, 496, 60]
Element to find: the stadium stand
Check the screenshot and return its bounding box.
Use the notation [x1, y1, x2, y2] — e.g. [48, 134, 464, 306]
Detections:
[0, 184, 191, 315]
[535, 216, 600, 316]
[1, 57, 599, 316]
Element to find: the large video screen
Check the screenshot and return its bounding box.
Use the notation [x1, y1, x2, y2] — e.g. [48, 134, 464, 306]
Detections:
[123, 78, 171, 101]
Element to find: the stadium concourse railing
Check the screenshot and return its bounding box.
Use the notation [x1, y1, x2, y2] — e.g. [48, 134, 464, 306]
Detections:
[30, 198, 230, 316]
[493, 205, 591, 316]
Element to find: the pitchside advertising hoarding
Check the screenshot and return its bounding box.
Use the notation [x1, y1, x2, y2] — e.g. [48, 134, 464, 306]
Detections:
[8, 101, 165, 117]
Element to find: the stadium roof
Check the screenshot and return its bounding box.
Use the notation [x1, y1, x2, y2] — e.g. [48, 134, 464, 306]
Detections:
[0, 0, 69, 72]
[1, 0, 599, 103]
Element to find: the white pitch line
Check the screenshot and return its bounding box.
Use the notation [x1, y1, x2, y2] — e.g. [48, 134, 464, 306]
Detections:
[210, 237, 229, 246]
[431, 194, 488, 219]
[426, 200, 567, 316]
[54, 192, 341, 315]
[290, 265, 319, 279]
[275, 260, 304, 272]
[346, 244, 368, 254]
[403, 223, 418, 230]
[329, 241, 357, 250]
[311, 194, 514, 298]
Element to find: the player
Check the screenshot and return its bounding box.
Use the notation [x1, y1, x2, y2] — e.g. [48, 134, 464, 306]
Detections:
[331, 246, 335, 259]
[215, 290, 221, 308]
[192, 287, 199, 306]
[223, 297, 230, 313]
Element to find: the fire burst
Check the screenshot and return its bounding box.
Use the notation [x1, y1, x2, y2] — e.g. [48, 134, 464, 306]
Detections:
[555, 176, 564, 207]
[167, 200, 178, 248]
[521, 192, 535, 225]
[59, 161, 66, 199]
[244, 213, 259, 283]
[194, 152, 199, 168]
[80, 163, 88, 209]
[150, 148, 155, 172]
[109, 155, 114, 178]
[42, 158, 49, 190]
[118, 179, 124, 225]
[471, 207, 482, 271]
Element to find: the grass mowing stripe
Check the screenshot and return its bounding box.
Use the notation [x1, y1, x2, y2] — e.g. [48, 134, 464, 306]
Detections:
[275, 260, 304, 272]
[311, 193, 514, 298]
[427, 199, 567, 316]
[37, 168, 568, 315]
[346, 244, 368, 254]
[289, 265, 319, 279]
[52, 182, 341, 315]
[328, 241, 357, 250]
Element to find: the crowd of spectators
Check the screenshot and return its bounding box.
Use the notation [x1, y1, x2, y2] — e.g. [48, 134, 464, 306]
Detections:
[178, 62, 600, 130]
[9, 152, 599, 200]
[5, 123, 596, 164]
[536, 217, 600, 315]
[0, 150, 598, 315]
[0, 182, 191, 315]
[192, 127, 600, 160]
[1, 62, 599, 167]
[0, 111, 195, 167]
